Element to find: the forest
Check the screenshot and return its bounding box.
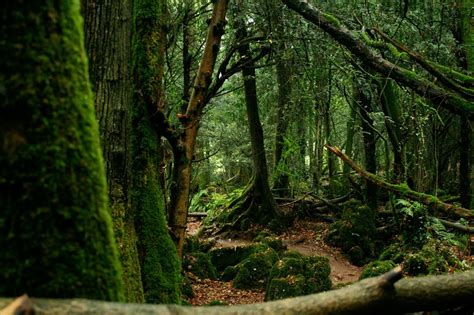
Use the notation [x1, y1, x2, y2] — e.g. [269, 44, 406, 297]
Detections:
[0, 0, 473, 314]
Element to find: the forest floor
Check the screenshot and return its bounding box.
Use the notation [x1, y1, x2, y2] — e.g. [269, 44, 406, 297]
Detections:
[185, 218, 363, 306]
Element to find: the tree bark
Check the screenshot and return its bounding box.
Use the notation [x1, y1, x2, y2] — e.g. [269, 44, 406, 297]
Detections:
[2, 269, 474, 315]
[326, 145, 473, 218]
[0, 0, 124, 300]
[82, 0, 144, 302]
[281, 0, 474, 119]
[168, 0, 229, 258]
[234, 3, 279, 222]
[353, 75, 378, 209]
[131, 0, 181, 303]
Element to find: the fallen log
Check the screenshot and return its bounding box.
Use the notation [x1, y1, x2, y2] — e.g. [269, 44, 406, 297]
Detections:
[1, 268, 474, 315]
[325, 145, 473, 218]
[437, 218, 474, 234]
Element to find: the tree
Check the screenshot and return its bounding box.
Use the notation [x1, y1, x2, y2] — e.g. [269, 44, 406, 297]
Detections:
[81, 0, 145, 302]
[130, 0, 181, 303]
[0, 0, 124, 300]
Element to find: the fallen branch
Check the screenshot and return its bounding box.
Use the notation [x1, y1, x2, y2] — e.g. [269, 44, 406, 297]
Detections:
[436, 217, 474, 234]
[325, 145, 473, 218]
[281, 0, 474, 118]
[2, 268, 474, 314]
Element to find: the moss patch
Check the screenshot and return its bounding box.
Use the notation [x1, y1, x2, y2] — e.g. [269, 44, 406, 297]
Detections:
[233, 247, 279, 289]
[0, 1, 124, 301]
[359, 260, 396, 280]
[265, 255, 331, 301]
[326, 199, 375, 266]
[183, 252, 217, 280]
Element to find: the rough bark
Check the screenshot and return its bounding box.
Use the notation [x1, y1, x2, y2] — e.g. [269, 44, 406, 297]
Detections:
[131, 0, 181, 303]
[2, 269, 474, 315]
[326, 145, 473, 218]
[82, 0, 144, 302]
[0, 0, 124, 300]
[281, 0, 474, 119]
[272, 1, 293, 197]
[168, 0, 229, 258]
[234, 3, 279, 223]
[377, 79, 406, 181]
[455, 0, 473, 208]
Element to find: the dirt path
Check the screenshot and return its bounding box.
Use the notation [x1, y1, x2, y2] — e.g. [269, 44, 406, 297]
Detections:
[185, 219, 363, 305]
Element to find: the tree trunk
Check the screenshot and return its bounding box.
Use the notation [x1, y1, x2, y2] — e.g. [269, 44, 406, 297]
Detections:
[272, 2, 293, 197]
[455, 0, 473, 208]
[131, 0, 181, 303]
[234, 3, 279, 223]
[353, 75, 378, 209]
[3, 269, 474, 315]
[168, 0, 229, 258]
[377, 79, 406, 182]
[82, 0, 144, 302]
[0, 0, 124, 300]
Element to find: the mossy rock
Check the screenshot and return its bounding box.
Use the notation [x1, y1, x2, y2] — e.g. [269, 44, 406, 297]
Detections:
[359, 260, 396, 280]
[183, 252, 217, 280]
[183, 236, 215, 254]
[181, 274, 194, 298]
[222, 265, 238, 281]
[265, 275, 306, 301]
[233, 247, 279, 289]
[208, 245, 257, 272]
[253, 235, 287, 253]
[265, 255, 331, 301]
[326, 199, 375, 265]
[282, 250, 304, 260]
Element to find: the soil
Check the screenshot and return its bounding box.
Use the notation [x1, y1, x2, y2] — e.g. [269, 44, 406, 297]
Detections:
[184, 218, 363, 306]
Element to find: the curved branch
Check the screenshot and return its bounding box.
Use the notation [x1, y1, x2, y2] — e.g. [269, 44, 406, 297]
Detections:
[281, 0, 474, 119]
[325, 145, 473, 218]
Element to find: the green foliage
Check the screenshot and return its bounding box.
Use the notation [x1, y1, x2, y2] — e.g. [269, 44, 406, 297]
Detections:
[377, 200, 469, 276]
[359, 260, 396, 280]
[0, 0, 124, 301]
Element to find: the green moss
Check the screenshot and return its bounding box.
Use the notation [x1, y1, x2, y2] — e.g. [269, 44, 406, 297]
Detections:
[266, 275, 306, 301]
[253, 235, 287, 253]
[0, 1, 125, 300]
[359, 260, 396, 280]
[183, 252, 217, 280]
[222, 265, 238, 281]
[209, 243, 267, 272]
[131, 0, 180, 304]
[326, 199, 375, 265]
[266, 255, 331, 301]
[321, 12, 341, 27]
[207, 300, 228, 306]
[233, 247, 279, 289]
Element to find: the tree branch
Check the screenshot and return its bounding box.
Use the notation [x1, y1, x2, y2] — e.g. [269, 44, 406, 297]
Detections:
[325, 145, 473, 218]
[2, 269, 474, 314]
[281, 0, 474, 119]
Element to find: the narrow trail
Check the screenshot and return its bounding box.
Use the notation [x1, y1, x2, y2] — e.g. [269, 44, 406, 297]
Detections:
[193, 219, 363, 286]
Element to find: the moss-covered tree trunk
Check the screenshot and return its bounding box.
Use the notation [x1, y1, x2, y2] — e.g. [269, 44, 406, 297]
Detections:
[81, 0, 144, 302]
[455, 0, 473, 209]
[131, 0, 181, 304]
[271, 1, 293, 197]
[0, 0, 124, 300]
